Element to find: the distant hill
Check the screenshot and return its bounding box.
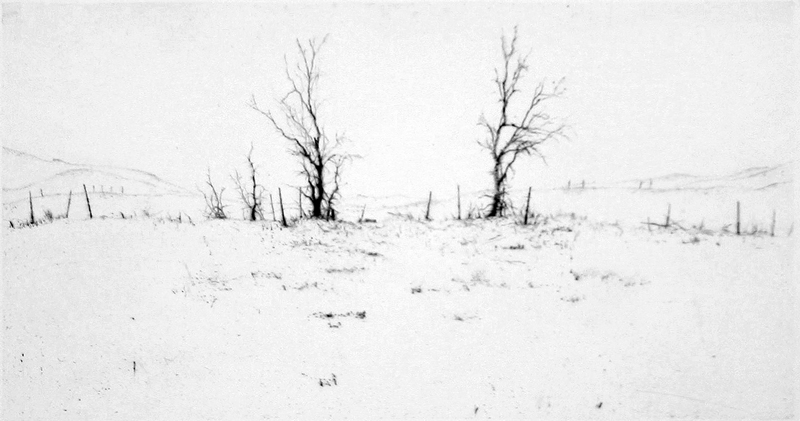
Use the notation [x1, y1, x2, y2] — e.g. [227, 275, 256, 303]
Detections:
[611, 163, 792, 191]
[2, 147, 192, 203]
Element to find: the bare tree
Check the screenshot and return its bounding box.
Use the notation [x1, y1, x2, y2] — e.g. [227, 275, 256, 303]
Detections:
[201, 168, 228, 219]
[232, 144, 265, 221]
[249, 36, 350, 221]
[478, 27, 567, 218]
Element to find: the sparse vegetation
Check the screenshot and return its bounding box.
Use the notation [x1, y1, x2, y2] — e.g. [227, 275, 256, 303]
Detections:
[560, 294, 584, 303]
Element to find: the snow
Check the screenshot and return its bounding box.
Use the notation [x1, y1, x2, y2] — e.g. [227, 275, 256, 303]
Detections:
[3, 211, 794, 419]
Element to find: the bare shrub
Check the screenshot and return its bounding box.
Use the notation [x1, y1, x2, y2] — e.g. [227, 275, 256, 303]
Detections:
[201, 168, 228, 219]
[232, 144, 265, 221]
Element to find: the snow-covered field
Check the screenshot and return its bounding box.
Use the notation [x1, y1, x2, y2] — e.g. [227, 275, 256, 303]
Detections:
[3, 211, 794, 419]
[2, 147, 795, 419]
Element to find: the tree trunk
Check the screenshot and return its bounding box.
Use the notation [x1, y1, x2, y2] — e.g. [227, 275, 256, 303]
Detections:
[487, 162, 505, 218]
[313, 163, 325, 218]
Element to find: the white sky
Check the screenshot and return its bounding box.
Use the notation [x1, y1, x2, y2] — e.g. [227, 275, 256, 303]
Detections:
[2, 2, 795, 199]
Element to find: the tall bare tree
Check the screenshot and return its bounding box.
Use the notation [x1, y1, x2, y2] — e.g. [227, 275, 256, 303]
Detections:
[232, 144, 265, 221]
[478, 27, 566, 218]
[249, 36, 349, 220]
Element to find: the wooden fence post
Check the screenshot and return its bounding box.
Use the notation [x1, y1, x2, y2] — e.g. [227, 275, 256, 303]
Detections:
[359, 205, 366, 222]
[298, 188, 303, 218]
[664, 204, 671, 228]
[523, 186, 532, 225]
[425, 191, 432, 220]
[269, 193, 276, 222]
[278, 188, 287, 227]
[65, 190, 72, 218]
[736, 201, 740, 235]
[771, 209, 776, 237]
[83, 184, 93, 219]
[29, 191, 35, 225]
[457, 185, 461, 220]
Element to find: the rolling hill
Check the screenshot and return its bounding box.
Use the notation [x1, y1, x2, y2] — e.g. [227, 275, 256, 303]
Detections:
[2, 147, 192, 203]
[611, 163, 792, 191]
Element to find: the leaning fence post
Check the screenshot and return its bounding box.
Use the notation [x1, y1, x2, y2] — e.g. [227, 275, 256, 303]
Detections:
[523, 186, 532, 225]
[83, 184, 93, 219]
[65, 190, 72, 218]
[664, 203, 671, 228]
[269, 193, 276, 222]
[359, 204, 366, 223]
[425, 191, 432, 220]
[278, 188, 287, 227]
[29, 191, 35, 225]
